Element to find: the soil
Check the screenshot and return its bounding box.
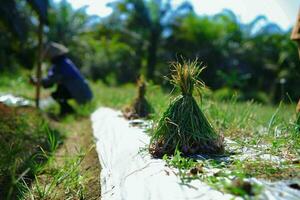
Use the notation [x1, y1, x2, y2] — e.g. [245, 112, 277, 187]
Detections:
[0, 102, 14, 116]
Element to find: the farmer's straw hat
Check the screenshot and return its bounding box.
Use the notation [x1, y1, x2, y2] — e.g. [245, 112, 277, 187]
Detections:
[291, 8, 300, 41]
[43, 42, 69, 59]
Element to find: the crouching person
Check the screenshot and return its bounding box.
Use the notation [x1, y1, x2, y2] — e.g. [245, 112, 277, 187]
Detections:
[32, 42, 93, 116]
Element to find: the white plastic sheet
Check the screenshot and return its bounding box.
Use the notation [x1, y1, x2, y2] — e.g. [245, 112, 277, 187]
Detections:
[0, 94, 55, 109]
[91, 108, 234, 200]
[0, 94, 32, 106]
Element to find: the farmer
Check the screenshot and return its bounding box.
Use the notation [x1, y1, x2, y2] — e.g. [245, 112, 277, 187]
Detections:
[31, 42, 93, 115]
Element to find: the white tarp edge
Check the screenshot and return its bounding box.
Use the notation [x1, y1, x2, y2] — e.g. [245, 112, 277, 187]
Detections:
[91, 107, 234, 200]
[0, 94, 32, 106]
[0, 94, 55, 109]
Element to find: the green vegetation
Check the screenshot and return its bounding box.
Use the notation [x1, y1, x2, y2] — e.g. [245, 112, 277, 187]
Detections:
[0, 102, 93, 199]
[26, 149, 87, 199]
[149, 60, 224, 157]
[0, 73, 99, 199]
[162, 149, 297, 198]
[0, 0, 299, 199]
[0, 103, 60, 199]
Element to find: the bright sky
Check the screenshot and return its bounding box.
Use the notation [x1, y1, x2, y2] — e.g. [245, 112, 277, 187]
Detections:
[67, 0, 299, 30]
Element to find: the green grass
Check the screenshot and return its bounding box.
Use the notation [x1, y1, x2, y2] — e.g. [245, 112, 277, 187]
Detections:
[0, 71, 41, 99]
[0, 72, 93, 199]
[0, 105, 61, 199]
[24, 149, 88, 200]
[91, 81, 169, 117]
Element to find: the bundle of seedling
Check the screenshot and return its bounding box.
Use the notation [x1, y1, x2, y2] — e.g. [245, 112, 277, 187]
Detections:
[149, 60, 224, 158]
[123, 76, 152, 119]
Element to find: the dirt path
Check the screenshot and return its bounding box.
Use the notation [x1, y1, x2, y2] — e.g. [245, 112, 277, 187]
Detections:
[27, 114, 102, 199]
[52, 117, 101, 199]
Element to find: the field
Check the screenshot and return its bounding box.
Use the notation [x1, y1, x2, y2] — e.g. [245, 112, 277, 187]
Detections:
[0, 72, 299, 199]
[1, 0, 299, 199]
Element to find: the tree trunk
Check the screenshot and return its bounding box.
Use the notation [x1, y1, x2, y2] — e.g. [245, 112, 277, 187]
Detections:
[35, 19, 44, 108]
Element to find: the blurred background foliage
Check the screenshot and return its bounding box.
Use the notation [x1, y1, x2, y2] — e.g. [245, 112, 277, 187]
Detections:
[0, 0, 299, 103]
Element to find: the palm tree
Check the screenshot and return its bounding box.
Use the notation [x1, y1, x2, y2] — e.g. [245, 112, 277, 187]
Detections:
[0, 0, 48, 39]
[107, 0, 193, 80]
[45, 0, 99, 68]
[47, 0, 94, 45]
[0, 0, 48, 70]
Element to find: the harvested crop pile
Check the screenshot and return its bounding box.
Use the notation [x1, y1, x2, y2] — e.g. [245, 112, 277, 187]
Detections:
[149, 60, 224, 158]
[123, 76, 152, 119]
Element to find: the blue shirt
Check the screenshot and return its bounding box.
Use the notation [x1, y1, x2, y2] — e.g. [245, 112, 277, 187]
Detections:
[42, 56, 93, 104]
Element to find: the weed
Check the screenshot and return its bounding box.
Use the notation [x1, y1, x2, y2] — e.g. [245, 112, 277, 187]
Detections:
[46, 126, 60, 153]
[224, 178, 262, 198]
[163, 149, 198, 182]
[24, 149, 87, 199]
[162, 149, 266, 198]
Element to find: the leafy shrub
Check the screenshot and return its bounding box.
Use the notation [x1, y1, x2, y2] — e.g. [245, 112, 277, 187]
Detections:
[214, 87, 241, 101]
[82, 37, 139, 84]
[241, 91, 270, 104]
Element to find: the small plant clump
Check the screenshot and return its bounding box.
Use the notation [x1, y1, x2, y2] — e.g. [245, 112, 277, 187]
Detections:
[123, 76, 152, 119]
[149, 60, 224, 158]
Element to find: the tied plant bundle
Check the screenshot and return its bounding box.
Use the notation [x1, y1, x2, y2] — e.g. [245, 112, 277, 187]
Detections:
[123, 76, 152, 119]
[149, 60, 224, 158]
